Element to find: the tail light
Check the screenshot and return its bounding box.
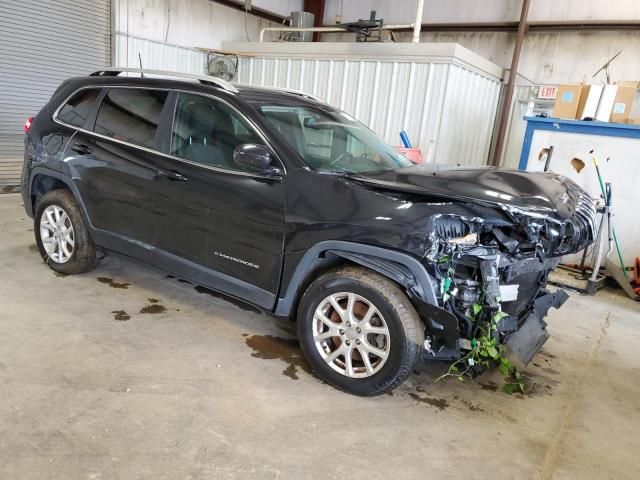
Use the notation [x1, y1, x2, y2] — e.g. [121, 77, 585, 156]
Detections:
[24, 117, 34, 133]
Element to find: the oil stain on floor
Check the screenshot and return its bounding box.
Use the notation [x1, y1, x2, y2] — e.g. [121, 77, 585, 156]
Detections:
[97, 277, 131, 289]
[243, 334, 311, 380]
[139, 303, 167, 314]
[408, 392, 450, 411]
[521, 372, 559, 398]
[112, 310, 131, 321]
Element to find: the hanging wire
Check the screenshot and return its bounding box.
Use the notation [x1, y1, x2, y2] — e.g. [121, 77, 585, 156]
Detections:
[164, 0, 171, 43]
[244, 4, 251, 42]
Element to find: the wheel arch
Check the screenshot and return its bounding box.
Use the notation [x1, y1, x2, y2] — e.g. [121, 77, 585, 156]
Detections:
[31, 173, 68, 205]
[29, 169, 93, 229]
[274, 241, 438, 318]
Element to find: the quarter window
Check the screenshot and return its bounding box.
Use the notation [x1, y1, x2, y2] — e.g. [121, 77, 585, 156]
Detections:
[94, 88, 168, 148]
[57, 89, 101, 128]
[170, 93, 263, 171]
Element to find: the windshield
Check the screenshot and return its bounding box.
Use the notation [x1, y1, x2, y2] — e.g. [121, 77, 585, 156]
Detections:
[252, 103, 413, 174]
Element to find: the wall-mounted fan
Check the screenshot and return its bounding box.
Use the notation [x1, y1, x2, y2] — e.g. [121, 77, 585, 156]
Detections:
[207, 55, 237, 81]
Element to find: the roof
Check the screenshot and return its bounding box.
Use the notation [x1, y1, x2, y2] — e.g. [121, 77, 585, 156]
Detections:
[89, 68, 325, 105]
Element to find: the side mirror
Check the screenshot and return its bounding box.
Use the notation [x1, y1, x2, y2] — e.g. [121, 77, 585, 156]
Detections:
[233, 144, 281, 176]
[303, 116, 318, 128]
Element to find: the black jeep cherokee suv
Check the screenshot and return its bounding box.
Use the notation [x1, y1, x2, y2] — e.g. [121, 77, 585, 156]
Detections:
[21, 69, 596, 396]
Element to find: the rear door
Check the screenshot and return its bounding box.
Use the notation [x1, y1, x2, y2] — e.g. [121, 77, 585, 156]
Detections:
[152, 92, 286, 308]
[64, 87, 169, 257]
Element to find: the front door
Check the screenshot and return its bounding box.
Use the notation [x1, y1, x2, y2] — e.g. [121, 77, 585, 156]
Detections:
[153, 92, 286, 309]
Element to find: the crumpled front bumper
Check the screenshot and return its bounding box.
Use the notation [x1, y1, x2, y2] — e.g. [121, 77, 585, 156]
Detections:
[506, 289, 569, 365]
[414, 248, 570, 364]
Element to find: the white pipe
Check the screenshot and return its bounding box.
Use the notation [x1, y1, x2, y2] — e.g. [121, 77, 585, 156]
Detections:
[412, 0, 425, 43]
[259, 24, 415, 42]
[260, 27, 344, 42]
[384, 24, 416, 29]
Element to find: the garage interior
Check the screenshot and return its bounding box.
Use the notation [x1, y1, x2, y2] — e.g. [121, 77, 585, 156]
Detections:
[2, 1, 640, 478]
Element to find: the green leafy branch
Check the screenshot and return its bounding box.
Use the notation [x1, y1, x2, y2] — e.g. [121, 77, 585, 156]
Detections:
[437, 309, 525, 394]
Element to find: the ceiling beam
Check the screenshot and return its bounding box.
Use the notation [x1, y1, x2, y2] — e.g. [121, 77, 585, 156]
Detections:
[321, 20, 640, 34]
[209, 0, 286, 24]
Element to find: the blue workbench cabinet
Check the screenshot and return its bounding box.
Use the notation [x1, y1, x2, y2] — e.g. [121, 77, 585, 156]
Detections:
[519, 116, 640, 265]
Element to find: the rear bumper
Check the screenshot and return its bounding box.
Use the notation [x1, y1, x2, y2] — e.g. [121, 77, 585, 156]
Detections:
[21, 136, 33, 217]
[506, 289, 569, 365]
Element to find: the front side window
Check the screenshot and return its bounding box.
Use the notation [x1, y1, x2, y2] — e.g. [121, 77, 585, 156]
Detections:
[253, 104, 412, 174]
[94, 88, 168, 148]
[57, 89, 101, 128]
[170, 93, 263, 171]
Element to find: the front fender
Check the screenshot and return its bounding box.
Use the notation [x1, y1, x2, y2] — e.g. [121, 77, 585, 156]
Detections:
[274, 241, 438, 317]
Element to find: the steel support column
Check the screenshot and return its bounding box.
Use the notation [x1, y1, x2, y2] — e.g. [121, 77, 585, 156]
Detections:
[304, 0, 326, 42]
[492, 0, 531, 166]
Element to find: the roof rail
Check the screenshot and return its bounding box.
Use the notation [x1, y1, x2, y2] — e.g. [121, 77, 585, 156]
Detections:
[236, 83, 324, 103]
[271, 87, 325, 103]
[90, 67, 239, 93]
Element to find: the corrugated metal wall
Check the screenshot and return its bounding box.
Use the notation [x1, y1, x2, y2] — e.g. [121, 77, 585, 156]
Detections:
[237, 56, 501, 166]
[0, 0, 111, 185]
[114, 34, 207, 75]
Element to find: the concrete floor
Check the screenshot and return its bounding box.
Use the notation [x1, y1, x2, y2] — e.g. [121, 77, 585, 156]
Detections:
[1, 192, 639, 480]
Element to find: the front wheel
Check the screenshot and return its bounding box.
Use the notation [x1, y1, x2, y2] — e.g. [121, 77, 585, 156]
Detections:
[297, 266, 424, 396]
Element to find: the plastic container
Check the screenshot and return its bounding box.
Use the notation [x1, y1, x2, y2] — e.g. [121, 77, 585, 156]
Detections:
[396, 147, 425, 164]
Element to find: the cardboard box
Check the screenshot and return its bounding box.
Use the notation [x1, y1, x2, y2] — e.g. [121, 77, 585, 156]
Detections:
[577, 84, 604, 119]
[611, 81, 639, 123]
[595, 85, 618, 121]
[552, 84, 582, 119]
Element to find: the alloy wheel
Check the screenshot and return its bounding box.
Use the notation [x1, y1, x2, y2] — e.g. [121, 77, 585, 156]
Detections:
[312, 292, 391, 378]
[40, 204, 75, 263]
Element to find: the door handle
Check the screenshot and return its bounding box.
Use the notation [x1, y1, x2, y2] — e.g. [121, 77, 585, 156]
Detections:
[71, 143, 92, 155]
[157, 169, 188, 182]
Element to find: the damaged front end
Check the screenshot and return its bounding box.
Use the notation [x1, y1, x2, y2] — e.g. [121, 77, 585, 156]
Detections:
[415, 181, 596, 367]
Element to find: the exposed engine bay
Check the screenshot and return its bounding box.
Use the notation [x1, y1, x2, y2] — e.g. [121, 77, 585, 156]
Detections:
[407, 174, 597, 367]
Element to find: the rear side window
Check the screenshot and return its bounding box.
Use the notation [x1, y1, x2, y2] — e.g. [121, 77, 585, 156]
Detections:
[94, 88, 168, 148]
[57, 89, 101, 128]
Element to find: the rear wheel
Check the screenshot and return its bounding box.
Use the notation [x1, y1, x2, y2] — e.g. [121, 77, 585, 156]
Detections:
[34, 189, 98, 275]
[297, 266, 424, 396]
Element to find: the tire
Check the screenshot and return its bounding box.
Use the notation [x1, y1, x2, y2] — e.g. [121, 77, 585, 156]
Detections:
[297, 266, 424, 396]
[34, 189, 98, 275]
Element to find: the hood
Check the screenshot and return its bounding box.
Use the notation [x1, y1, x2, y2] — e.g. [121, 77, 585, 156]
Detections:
[350, 164, 577, 219]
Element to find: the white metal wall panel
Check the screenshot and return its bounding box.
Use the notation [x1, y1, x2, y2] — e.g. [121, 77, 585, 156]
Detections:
[237, 55, 501, 166]
[437, 66, 502, 166]
[114, 34, 207, 75]
[0, 0, 111, 171]
[500, 85, 557, 169]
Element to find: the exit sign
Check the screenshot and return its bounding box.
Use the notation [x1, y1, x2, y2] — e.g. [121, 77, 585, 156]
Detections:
[538, 86, 558, 99]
